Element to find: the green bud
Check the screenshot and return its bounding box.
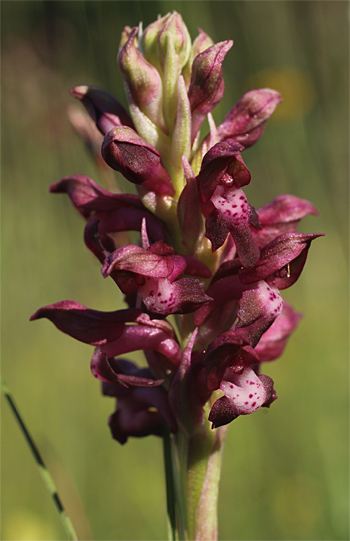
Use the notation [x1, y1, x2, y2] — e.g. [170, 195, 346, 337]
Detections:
[118, 27, 166, 132]
[158, 12, 191, 71]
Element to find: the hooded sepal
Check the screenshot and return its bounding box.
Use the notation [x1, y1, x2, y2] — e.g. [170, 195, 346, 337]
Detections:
[102, 126, 175, 196]
[91, 349, 164, 388]
[101, 241, 212, 315]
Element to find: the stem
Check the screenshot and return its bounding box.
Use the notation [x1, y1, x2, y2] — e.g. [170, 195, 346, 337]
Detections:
[170, 413, 228, 541]
[163, 426, 178, 541]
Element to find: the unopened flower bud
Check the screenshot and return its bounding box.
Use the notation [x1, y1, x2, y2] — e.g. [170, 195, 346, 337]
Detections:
[188, 40, 233, 143]
[157, 12, 191, 71]
[118, 25, 134, 54]
[118, 27, 166, 131]
[141, 14, 169, 71]
[182, 29, 214, 87]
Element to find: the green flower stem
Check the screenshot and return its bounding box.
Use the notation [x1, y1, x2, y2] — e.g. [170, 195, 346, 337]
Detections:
[171, 410, 228, 540]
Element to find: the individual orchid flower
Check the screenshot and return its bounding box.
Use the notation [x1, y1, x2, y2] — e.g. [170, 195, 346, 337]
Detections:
[92, 354, 178, 444]
[31, 12, 323, 541]
[208, 363, 277, 428]
[197, 140, 261, 267]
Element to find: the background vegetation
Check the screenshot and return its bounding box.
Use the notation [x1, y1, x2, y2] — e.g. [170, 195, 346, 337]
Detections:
[1, 1, 348, 540]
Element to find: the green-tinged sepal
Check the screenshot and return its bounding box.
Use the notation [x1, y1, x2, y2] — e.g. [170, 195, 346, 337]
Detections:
[170, 76, 191, 197]
[157, 12, 191, 72]
[118, 27, 167, 133]
[141, 14, 170, 72]
[125, 85, 171, 159]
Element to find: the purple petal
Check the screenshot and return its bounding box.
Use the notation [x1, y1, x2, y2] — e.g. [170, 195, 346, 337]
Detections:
[30, 301, 141, 345]
[50, 175, 143, 219]
[91, 348, 164, 387]
[254, 194, 319, 248]
[254, 301, 302, 362]
[99, 324, 182, 367]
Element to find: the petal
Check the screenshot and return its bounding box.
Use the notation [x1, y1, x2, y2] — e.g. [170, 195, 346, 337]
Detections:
[99, 324, 182, 367]
[30, 301, 141, 345]
[91, 349, 164, 387]
[253, 194, 319, 248]
[50, 175, 143, 219]
[254, 301, 302, 362]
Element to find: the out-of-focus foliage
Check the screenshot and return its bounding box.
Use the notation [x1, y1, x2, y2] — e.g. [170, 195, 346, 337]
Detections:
[1, 1, 348, 540]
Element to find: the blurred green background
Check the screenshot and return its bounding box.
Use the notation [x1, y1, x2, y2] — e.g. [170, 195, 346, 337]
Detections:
[1, 1, 348, 540]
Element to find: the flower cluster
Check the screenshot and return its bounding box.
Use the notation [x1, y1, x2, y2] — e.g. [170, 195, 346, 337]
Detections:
[31, 13, 322, 444]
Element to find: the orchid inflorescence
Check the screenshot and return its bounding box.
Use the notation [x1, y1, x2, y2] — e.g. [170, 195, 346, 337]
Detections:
[31, 12, 322, 539]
